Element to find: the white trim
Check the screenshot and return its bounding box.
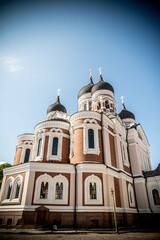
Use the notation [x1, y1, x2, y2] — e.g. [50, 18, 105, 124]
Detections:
[84, 174, 103, 205]
[33, 173, 69, 205]
[17, 134, 34, 142]
[70, 111, 101, 124]
[1, 175, 24, 205]
[83, 119, 100, 155]
[35, 120, 70, 132]
[47, 128, 63, 161]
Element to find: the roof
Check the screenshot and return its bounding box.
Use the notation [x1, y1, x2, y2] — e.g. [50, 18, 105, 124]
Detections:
[144, 164, 160, 177]
[91, 76, 114, 95]
[78, 78, 94, 98]
[47, 97, 67, 114]
[118, 105, 135, 120]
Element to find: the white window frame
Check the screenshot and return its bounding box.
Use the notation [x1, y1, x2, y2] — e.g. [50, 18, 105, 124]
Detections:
[84, 174, 102, 205]
[33, 173, 69, 205]
[83, 119, 100, 155]
[128, 183, 135, 207]
[2, 175, 23, 204]
[33, 173, 52, 204]
[47, 128, 63, 161]
[52, 174, 68, 204]
[121, 141, 130, 167]
[19, 141, 33, 164]
[35, 129, 46, 161]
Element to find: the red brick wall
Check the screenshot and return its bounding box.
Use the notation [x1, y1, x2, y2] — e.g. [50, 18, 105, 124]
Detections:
[109, 134, 117, 168]
[114, 177, 121, 207]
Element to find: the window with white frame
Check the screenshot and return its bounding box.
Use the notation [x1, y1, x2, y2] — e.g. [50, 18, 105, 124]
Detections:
[47, 128, 63, 161]
[53, 175, 68, 204]
[128, 183, 135, 207]
[35, 129, 46, 161]
[121, 141, 130, 167]
[33, 173, 68, 205]
[83, 119, 100, 155]
[84, 174, 102, 205]
[2, 175, 23, 204]
[18, 141, 33, 164]
[84, 104, 87, 111]
[33, 174, 52, 204]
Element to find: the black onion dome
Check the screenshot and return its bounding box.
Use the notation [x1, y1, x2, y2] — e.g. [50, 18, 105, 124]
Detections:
[118, 105, 135, 120]
[78, 78, 94, 98]
[47, 96, 67, 114]
[91, 76, 114, 95]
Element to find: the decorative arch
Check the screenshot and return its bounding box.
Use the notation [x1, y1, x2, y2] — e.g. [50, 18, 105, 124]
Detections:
[35, 129, 46, 161]
[12, 175, 24, 201]
[128, 183, 135, 207]
[83, 119, 100, 155]
[84, 174, 102, 205]
[3, 177, 14, 201]
[52, 174, 69, 204]
[33, 173, 52, 204]
[47, 128, 63, 161]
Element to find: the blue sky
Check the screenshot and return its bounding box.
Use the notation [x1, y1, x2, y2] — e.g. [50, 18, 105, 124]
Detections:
[0, 0, 160, 169]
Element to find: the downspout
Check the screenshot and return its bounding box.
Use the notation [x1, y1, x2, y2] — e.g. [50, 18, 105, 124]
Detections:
[126, 128, 140, 215]
[74, 163, 77, 230]
[101, 112, 105, 164]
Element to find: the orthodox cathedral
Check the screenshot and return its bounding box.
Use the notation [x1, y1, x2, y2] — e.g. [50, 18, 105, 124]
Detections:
[0, 69, 160, 228]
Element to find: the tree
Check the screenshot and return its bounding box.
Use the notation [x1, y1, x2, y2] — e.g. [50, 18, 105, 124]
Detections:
[0, 163, 12, 188]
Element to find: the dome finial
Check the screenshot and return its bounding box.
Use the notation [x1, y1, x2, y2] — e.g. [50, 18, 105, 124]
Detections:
[98, 67, 103, 81]
[89, 68, 93, 83]
[57, 88, 61, 102]
[120, 96, 126, 109]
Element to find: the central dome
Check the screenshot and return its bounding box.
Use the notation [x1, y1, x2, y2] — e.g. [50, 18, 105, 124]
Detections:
[47, 96, 67, 114]
[91, 76, 114, 95]
[78, 78, 94, 98]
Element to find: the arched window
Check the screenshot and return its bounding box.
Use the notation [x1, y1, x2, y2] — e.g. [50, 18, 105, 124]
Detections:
[37, 138, 42, 156]
[98, 101, 101, 110]
[6, 185, 12, 199]
[24, 148, 30, 163]
[88, 129, 94, 149]
[84, 104, 87, 111]
[52, 137, 58, 155]
[105, 100, 109, 108]
[128, 183, 135, 207]
[55, 182, 63, 199]
[40, 182, 48, 199]
[152, 189, 160, 205]
[90, 182, 96, 199]
[15, 184, 20, 198]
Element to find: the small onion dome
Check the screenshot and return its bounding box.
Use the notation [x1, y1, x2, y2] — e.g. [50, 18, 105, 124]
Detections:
[78, 77, 94, 98]
[47, 96, 67, 114]
[118, 104, 135, 120]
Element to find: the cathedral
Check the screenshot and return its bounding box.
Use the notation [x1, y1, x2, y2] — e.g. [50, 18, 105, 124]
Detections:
[0, 69, 160, 228]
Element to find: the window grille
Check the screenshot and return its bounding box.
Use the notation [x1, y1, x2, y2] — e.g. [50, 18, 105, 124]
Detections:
[40, 182, 48, 199]
[90, 182, 96, 199]
[55, 182, 63, 199]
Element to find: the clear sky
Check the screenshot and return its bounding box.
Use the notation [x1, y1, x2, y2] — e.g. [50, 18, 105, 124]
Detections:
[0, 0, 160, 169]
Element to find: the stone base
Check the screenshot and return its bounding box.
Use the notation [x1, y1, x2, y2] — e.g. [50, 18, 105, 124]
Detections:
[0, 210, 157, 229]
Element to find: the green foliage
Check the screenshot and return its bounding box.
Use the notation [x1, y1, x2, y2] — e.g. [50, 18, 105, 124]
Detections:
[0, 163, 12, 188]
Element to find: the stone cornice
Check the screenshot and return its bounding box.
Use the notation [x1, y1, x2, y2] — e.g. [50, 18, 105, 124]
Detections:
[35, 120, 70, 132]
[70, 111, 101, 124]
[17, 134, 34, 142]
